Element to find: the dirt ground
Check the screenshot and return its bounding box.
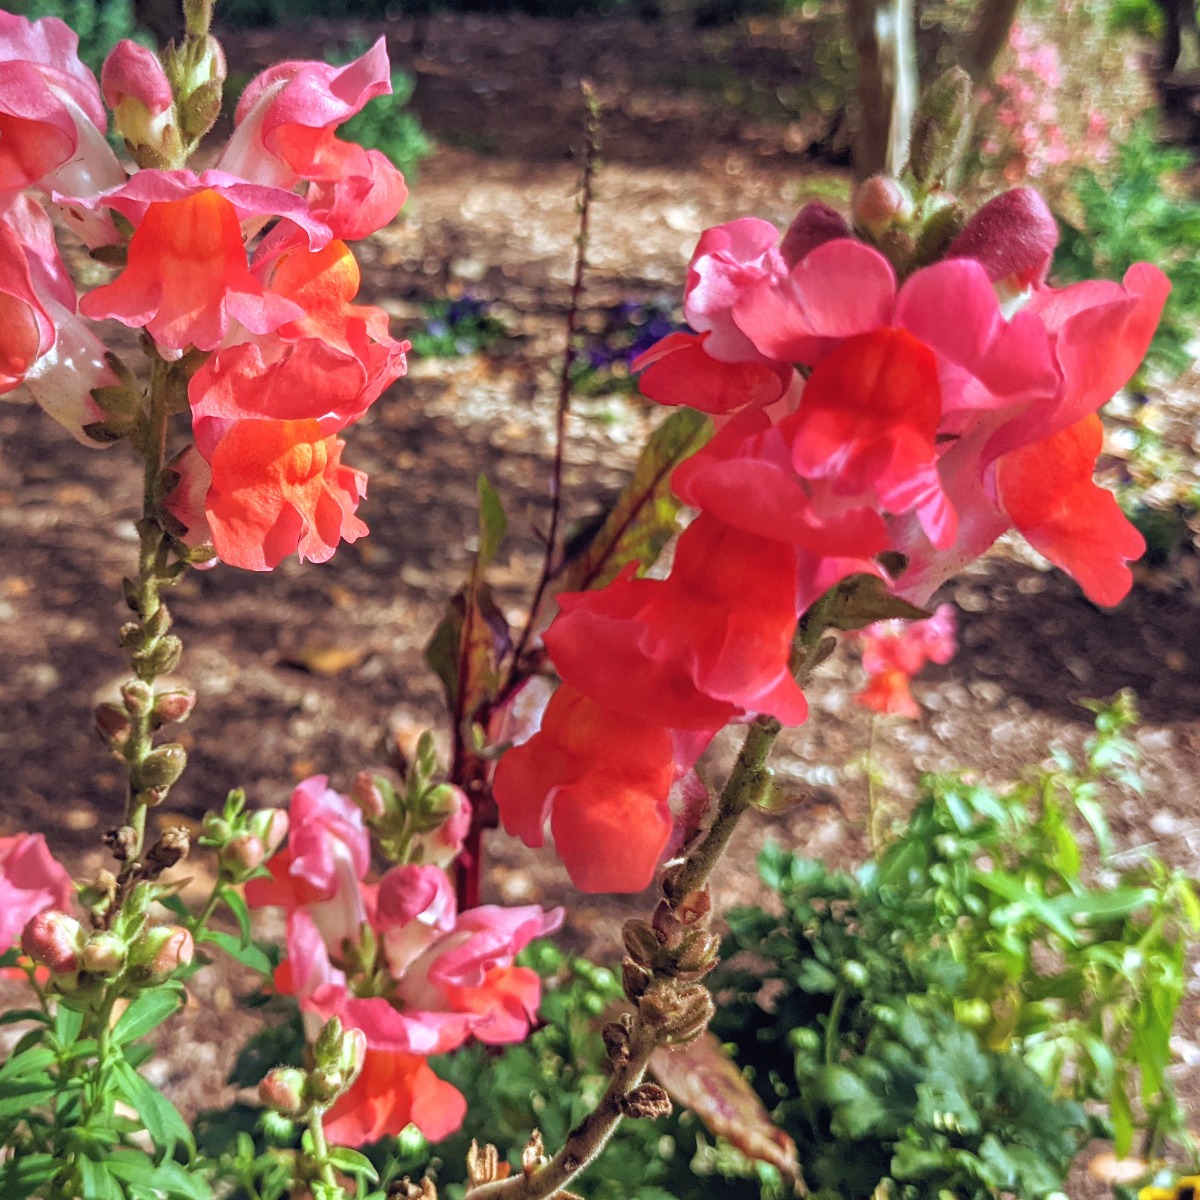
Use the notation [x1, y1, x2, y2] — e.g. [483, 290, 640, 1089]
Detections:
[1, 9, 1199, 1195]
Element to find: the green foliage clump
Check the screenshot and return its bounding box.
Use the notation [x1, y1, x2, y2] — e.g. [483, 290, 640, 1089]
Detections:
[1055, 125, 1200, 380]
[410, 296, 508, 360]
[710, 693, 1198, 1199]
[7, 0, 147, 75]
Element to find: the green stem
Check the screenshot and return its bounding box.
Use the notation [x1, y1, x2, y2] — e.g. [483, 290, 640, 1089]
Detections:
[825, 986, 847, 1067]
[188, 885, 223, 938]
[308, 1106, 341, 1192]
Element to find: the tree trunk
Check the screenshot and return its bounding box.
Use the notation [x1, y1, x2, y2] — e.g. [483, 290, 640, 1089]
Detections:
[960, 0, 1023, 84]
[847, 0, 918, 178]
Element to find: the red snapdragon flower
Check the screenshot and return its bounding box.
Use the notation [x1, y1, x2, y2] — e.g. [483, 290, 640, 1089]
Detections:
[640, 198, 1166, 608]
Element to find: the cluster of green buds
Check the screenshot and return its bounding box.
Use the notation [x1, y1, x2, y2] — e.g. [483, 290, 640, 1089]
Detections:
[352, 732, 469, 868]
[95, 677, 195, 809]
[200, 788, 289, 884]
[22, 877, 194, 1000]
[849, 67, 975, 278]
[614, 878, 721, 1054]
[104, 0, 226, 171]
[258, 1017, 367, 1122]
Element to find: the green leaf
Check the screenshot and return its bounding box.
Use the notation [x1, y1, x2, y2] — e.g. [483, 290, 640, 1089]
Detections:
[0, 1044, 56, 1080]
[109, 1152, 211, 1199]
[156, 892, 191, 921]
[112, 987, 183, 1045]
[0, 1080, 58, 1119]
[112, 1058, 193, 1158]
[326, 1147, 381, 1183]
[54, 1002, 84, 1044]
[817, 574, 930, 632]
[476, 473, 507, 566]
[558, 408, 712, 593]
[423, 581, 510, 723]
[198, 928, 274, 974]
[78, 1154, 123, 1200]
[221, 885, 253, 946]
[0, 1151, 58, 1190]
[0, 1008, 49, 1027]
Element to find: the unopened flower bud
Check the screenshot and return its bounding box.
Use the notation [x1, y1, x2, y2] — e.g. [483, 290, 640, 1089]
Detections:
[152, 688, 196, 727]
[259, 1067, 308, 1117]
[102, 41, 181, 166]
[411, 784, 470, 867]
[311, 1017, 366, 1098]
[247, 808, 288, 858]
[851, 175, 914, 238]
[95, 703, 134, 752]
[129, 924, 194, 982]
[121, 679, 154, 717]
[908, 65, 973, 188]
[135, 744, 187, 791]
[22, 910, 85, 975]
[351, 771, 387, 820]
[220, 832, 264, 877]
[82, 932, 127, 976]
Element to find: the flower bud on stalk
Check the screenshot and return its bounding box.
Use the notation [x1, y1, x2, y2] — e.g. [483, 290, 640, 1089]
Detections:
[851, 175, 915, 238]
[129, 924, 194, 983]
[220, 832, 265, 878]
[151, 688, 196, 728]
[351, 771, 388, 821]
[82, 932, 128, 976]
[22, 911, 86, 976]
[260, 1067, 309, 1118]
[247, 808, 289, 858]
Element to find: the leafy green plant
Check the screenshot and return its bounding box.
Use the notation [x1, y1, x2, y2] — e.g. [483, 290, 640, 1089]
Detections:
[1055, 124, 1200, 380]
[410, 296, 508, 359]
[710, 693, 1199, 1199]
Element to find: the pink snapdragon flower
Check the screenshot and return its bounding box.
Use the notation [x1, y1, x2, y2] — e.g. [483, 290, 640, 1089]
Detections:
[637, 195, 1166, 609]
[853, 604, 957, 719]
[249, 777, 562, 1146]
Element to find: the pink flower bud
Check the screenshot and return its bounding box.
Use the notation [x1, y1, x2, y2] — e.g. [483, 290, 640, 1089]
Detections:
[945, 187, 1058, 289]
[851, 176, 915, 238]
[247, 807, 288, 858]
[152, 688, 197, 726]
[351, 771, 387, 820]
[220, 832, 265, 875]
[21, 910, 84, 975]
[129, 923, 194, 982]
[259, 1066, 308, 1117]
[82, 932, 127, 975]
[412, 784, 470, 868]
[101, 41, 178, 158]
[120, 679, 154, 718]
[779, 201, 852, 268]
[95, 702, 133, 751]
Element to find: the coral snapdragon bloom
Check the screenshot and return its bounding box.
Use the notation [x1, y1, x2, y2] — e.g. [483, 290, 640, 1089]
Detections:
[493, 685, 678, 893]
[80, 181, 325, 352]
[546, 515, 807, 731]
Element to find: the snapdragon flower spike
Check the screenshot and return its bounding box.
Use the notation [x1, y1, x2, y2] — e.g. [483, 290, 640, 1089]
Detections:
[219, 38, 407, 240]
[0, 833, 73, 955]
[644, 202, 1167, 607]
[255, 808, 560, 1146]
[0, 13, 123, 200]
[77, 170, 331, 352]
[172, 240, 404, 570]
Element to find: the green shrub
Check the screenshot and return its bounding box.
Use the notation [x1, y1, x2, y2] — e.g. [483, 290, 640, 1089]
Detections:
[1055, 124, 1200, 380]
